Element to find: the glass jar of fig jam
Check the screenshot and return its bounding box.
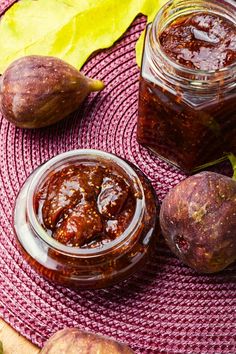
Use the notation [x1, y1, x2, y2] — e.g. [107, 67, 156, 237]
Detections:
[14, 149, 158, 289]
[137, 0, 236, 172]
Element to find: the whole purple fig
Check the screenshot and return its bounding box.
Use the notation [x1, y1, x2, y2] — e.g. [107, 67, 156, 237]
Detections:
[160, 171, 236, 273]
[40, 328, 134, 354]
[0, 55, 104, 128]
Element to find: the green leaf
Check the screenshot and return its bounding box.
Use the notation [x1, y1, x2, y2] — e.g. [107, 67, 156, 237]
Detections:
[228, 153, 236, 181]
[0, 0, 167, 74]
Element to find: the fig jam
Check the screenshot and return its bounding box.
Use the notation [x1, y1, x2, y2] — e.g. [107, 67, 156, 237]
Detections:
[35, 163, 136, 248]
[159, 13, 236, 71]
[14, 150, 158, 289]
[137, 0, 236, 172]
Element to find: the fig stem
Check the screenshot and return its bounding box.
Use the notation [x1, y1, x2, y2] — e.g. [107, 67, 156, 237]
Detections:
[228, 153, 236, 181]
[88, 79, 105, 92]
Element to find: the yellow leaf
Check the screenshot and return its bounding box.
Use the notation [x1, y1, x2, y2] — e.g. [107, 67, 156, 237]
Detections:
[0, 0, 167, 74]
[135, 0, 168, 67]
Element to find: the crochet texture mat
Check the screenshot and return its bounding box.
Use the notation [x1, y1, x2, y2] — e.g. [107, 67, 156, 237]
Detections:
[0, 1, 236, 353]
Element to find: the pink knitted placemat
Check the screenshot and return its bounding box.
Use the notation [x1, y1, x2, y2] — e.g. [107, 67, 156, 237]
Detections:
[0, 2, 236, 353]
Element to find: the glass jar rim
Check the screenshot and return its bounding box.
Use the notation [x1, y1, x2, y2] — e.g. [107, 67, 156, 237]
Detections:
[149, 0, 236, 81]
[26, 149, 146, 258]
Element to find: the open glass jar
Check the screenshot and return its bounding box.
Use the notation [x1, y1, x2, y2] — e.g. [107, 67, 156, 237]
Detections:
[14, 149, 158, 289]
[137, 0, 236, 173]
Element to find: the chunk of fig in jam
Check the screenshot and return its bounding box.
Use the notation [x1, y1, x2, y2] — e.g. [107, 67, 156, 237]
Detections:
[97, 175, 130, 219]
[53, 201, 103, 247]
[42, 167, 83, 229]
[105, 196, 136, 239]
[35, 162, 137, 248]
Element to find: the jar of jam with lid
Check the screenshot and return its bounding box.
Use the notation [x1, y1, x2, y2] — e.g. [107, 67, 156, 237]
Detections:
[14, 149, 158, 289]
[137, 0, 236, 172]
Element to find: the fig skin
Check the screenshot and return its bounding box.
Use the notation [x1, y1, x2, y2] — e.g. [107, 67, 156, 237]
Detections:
[0, 55, 104, 128]
[160, 171, 236, 273]
[40, 328, 134, 354]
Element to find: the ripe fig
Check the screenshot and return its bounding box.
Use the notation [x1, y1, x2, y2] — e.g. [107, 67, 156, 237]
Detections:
[40, 328, 134, 354]
[160, 171, 236, 273]
[0, 55, 104, 128]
